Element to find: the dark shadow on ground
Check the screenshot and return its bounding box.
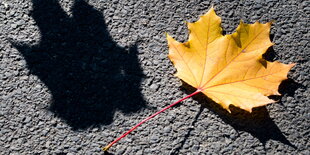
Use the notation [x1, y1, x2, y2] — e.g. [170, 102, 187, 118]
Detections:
[11, 0, 146, 129]
[171, 79, 300, 153]
[103, 151, 115, 155]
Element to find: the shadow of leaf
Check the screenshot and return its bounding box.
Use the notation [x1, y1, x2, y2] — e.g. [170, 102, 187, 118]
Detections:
[171, 80, 299, 153]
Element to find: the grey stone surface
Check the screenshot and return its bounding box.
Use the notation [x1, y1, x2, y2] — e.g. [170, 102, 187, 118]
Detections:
[0, 0, 309, 154]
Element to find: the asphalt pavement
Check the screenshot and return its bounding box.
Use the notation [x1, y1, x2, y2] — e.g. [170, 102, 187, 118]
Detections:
[0, 0, 309, 154]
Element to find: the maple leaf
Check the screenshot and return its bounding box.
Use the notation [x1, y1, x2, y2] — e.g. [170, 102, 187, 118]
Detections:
[102, 7, 295, 152]
[167, 7, 294, 112]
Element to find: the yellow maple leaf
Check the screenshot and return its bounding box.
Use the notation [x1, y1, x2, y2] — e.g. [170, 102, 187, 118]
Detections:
[167, 7, 294, 112]
[102, 7, 296, 152]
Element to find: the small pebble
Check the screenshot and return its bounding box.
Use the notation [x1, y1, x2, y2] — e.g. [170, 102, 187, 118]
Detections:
[150, 83, 159, 91]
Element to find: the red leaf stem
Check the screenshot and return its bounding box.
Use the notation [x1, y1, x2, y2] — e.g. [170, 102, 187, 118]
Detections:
[102, 89, 201, 151]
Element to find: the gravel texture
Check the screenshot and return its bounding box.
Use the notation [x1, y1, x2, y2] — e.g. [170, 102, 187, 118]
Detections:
[0, 0, 309, 154]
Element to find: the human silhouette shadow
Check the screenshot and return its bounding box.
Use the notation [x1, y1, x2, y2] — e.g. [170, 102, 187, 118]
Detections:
[11, 0, 146, 129]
